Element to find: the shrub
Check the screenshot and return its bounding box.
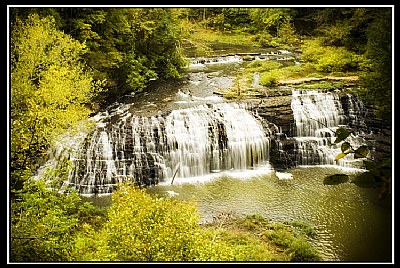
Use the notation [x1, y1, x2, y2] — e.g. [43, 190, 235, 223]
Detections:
[289, 237, 321, 261]
[99, 182, 240, 261]
[314, 46, 360, 72]
[246, 60, 283, 73]
[300, 38, 365, 72]
[259, 72, 278, 87]
[100, 182, 204, 261]
[10, 179, 96, 262]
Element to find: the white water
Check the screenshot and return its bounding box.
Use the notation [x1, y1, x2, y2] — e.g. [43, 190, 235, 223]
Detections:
[290, 90, 370, 168]
[36, 89, 373, 195]
[54, 102, 272, 194]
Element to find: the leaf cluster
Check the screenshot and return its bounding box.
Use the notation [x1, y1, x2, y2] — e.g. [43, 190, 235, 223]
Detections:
[10, 13, 99, 188]
[323, 127, 391, 201]
[10, 179, 96, 262]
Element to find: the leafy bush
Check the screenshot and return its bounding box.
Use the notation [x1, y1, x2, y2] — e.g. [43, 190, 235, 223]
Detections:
[246, 60, 283, 73]
[213, 229, 288, 261]
[314, 47, 361, 72]
[300, 39, 364, 72]
[253, 32, 285, 48]
[289, 237, 321, 261]
[10, 179, 96, 262]
[98, 182, 238, 261]
[259, 71, 279, 86]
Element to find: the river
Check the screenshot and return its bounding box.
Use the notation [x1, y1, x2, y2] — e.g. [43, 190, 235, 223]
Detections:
[67, 44, 392, 262]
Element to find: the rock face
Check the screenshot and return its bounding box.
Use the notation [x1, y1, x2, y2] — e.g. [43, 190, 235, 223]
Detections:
[242, 88, 392, 170]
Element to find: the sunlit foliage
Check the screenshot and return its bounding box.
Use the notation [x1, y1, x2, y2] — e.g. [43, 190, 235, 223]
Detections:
[10, 13, 101, 188]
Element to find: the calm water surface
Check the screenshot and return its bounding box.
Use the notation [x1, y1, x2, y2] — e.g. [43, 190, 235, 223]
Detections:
[146, 166, 392, 262]
[87, 166, 392, 262]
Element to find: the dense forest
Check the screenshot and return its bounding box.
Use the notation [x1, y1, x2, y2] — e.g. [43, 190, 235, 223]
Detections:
[9, 6, 392, 262]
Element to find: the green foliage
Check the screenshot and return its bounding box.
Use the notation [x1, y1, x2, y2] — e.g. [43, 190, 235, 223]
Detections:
[124, 53, 158, 92]
[288, 237, 321, 261]
[259, 72, 278, 87]
[99, 182, 205, 261]
[10, 13, 100, 189]
[260, 220, 322, 261]
[359, 8, 392, 123]
[245, 60, 283, 73]
[310, 8, 374, 52]
[248, 8, 294, 34]
[201, 213, 321, 261]
[211, 229, 286, 261]
[300, 39, 364, 72]
[203, 8, 252, 32]
[282, 220, 318, 238]
[47, 8, 187, 98]
[293, 80, 345, 90]
[258, 63, 317, 87]
[129, 9, 187, 80]
[10, 179, 96, 261]
[322, 127, 391, 200]
[241, 214, 270, 230]
[277, 15, 300, 46]
[333, 127, 350, 144]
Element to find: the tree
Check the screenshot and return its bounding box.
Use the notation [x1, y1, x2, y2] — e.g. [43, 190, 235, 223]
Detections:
[10, 13, 101, 189]
[359, 8, 392, 123]
[10, 179, 96, 261]
[248, 8, 295, 35]
[52, 8, 187, 100]
[125, 8, 187, 82]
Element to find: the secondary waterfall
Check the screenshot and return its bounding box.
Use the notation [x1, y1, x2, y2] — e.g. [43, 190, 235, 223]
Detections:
[52, 102, 271, 195]
[290, 90, 369, 168]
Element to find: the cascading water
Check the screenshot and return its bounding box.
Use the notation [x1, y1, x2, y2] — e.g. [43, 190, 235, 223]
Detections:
[33, 47, 374, 195]
[252, 72, 261, 88]
[163, 103, 270, 178]
[53, 102, 272, 195]
[290, 89, 370, 168]
[38, 88, 372, 195]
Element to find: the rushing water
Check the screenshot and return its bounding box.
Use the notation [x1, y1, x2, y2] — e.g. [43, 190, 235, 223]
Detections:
[39, 45, 392, 262]
[290, 90, 369, 168]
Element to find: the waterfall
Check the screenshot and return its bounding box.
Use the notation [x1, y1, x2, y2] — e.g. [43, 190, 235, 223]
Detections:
[290, 90, 370, 168]
[34, 87, 372, 195]
[252, 72, 261, 88]
[51, 102, 271, 195]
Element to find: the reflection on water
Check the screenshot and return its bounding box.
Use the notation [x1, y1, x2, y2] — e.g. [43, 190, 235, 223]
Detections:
[83, 166, 392, 262]
[144, 166, 392, 262]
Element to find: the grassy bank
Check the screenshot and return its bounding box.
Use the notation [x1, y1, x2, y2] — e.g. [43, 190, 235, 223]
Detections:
[202, 213, 322, 261]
